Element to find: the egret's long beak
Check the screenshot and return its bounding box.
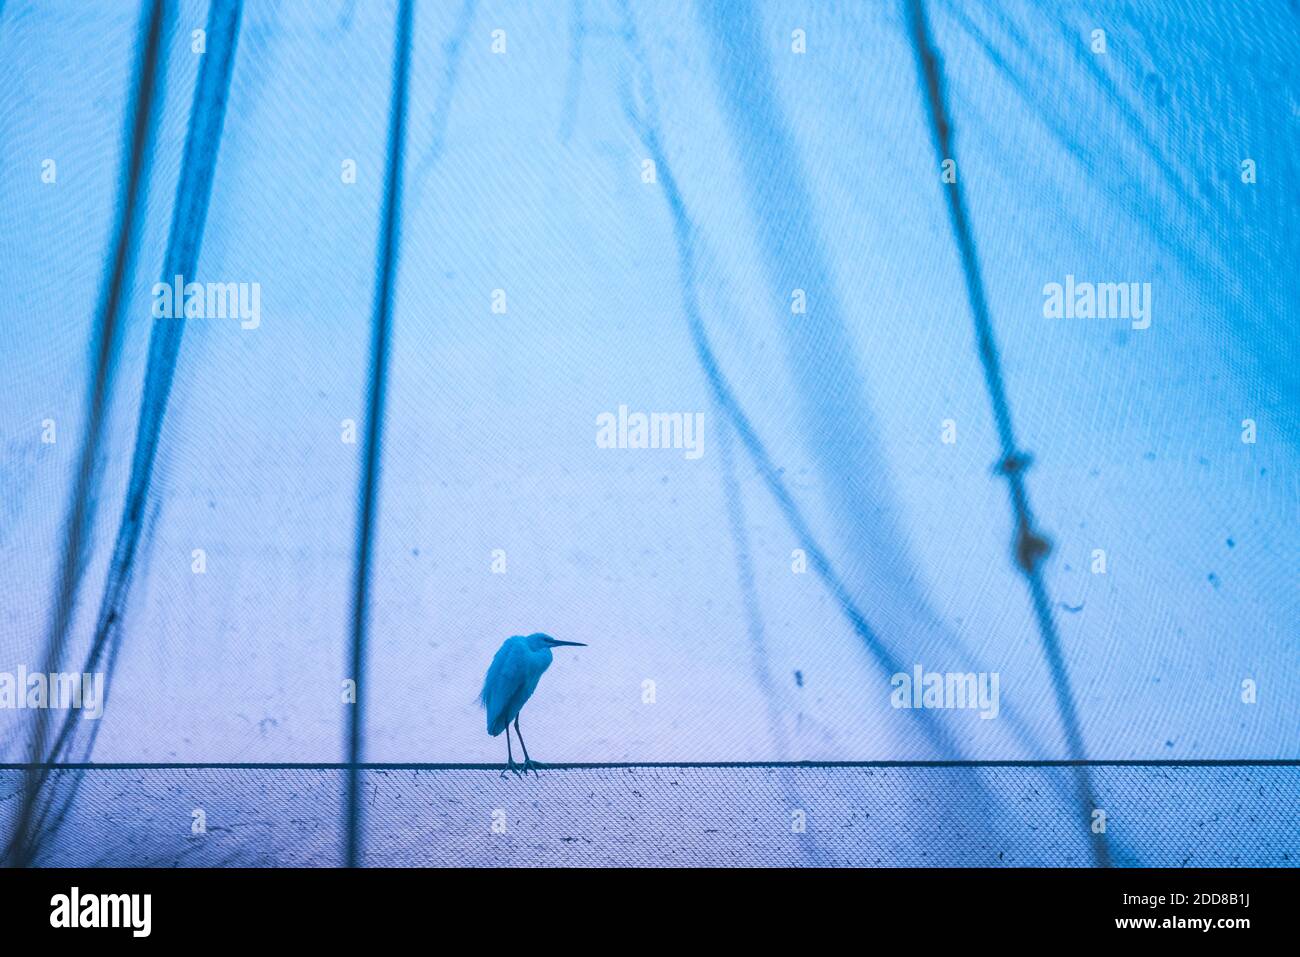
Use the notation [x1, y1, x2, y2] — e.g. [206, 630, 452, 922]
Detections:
[546, 639, 586, 647]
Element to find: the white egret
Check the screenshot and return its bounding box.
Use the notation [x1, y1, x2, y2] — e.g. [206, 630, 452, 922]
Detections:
[481, 632, 585, 776]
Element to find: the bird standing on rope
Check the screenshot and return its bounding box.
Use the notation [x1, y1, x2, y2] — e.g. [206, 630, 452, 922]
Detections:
[481, 633, 585, 777]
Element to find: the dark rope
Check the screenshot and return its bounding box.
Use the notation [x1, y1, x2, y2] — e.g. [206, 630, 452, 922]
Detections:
[614, 9, 1026, 787]
[610, 18, 1083, 865]
[6, 0, 244, 867]
[345, 0, 414, 869]
[904, 0, 1111, 867]
[4, 0, 166, 867]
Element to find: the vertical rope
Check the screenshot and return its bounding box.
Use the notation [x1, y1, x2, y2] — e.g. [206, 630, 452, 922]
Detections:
[4, 0, 166, 867]
[7, 0, 245, 866]
[904, 0, 1111, 867]
[345, 0, 414, 869]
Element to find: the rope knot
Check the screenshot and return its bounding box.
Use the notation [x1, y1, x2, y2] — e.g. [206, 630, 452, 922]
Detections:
[1014, 521, 1052, 574]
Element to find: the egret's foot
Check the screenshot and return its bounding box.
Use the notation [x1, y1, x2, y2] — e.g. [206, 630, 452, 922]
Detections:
[520, 759, 540, 777]
[502, 758, 523, 778]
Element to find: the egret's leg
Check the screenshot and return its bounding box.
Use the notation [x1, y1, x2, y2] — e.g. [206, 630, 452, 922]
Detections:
[514, 716, 537, 776]
[502, 724, 521, 778]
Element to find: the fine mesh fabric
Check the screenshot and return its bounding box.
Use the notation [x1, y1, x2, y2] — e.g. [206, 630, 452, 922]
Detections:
[0, 0, 1295, 866]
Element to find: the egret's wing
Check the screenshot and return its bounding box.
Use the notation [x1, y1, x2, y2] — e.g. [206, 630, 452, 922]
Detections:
[481, 638, 528, 736]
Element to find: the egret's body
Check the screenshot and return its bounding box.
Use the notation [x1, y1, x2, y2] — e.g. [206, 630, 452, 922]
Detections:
[480, 632, 584, 775]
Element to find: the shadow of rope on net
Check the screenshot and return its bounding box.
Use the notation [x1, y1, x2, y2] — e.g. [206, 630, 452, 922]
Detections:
[608, 7, 1038, 857]
[904, 0, 1110, 867]
[3, 0, 168, 867]
[345, 0, 415, 870]
[6, 0, 245, 869]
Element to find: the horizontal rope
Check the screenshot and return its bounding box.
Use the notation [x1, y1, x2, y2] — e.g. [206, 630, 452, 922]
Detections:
[1, 760, 1296, 771]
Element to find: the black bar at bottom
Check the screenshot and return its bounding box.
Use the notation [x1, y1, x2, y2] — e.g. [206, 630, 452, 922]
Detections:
[0, 866, 1288, 941]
